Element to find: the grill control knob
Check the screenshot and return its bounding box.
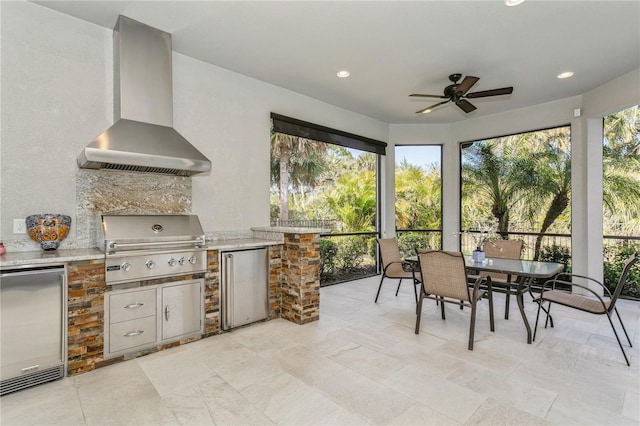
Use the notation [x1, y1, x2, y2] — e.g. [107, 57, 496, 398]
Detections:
[168, 258, 177, 267]
[145, 260, 156, 269]
[121, 262, 132, 272]
[188, 255, 197, 265]
[178, 257, 186, 266]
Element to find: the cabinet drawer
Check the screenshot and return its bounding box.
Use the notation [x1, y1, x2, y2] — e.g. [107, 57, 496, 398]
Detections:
[109, 316, 156, 353]
[109, 289, 156, 323]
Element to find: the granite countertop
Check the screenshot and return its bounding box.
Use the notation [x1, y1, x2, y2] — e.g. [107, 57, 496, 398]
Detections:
[0, 238, 283, 268]
[0, 248, 104, 268]
[205, 238, 281, 250]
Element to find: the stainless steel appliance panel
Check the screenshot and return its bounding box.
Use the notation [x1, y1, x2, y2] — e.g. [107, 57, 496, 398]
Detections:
[0, 265, 66, 394]
[109, 288, 156, 323]
[104, 249, 206, 285]
[222, 248, 269, 330]
[161, 281, 203, 340]
[109, 316, 157, 353]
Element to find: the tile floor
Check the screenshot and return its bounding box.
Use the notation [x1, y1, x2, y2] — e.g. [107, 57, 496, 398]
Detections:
[1, 275, 639, 425]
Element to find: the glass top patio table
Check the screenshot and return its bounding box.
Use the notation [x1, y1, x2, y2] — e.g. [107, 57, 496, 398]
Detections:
[405, 255, 565, 343]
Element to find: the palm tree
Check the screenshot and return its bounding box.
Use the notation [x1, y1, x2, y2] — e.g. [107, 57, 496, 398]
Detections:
[323, 171, 376, 232]
[603, 106, 640, 225]
[518, 129, 572, 260]
[461, 141, 538, 234]
[270, 133, 327, 222]
[395, 160, 441, 230]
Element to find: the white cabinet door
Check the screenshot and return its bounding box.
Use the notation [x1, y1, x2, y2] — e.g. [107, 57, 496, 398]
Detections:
[161, 281, 202, 340]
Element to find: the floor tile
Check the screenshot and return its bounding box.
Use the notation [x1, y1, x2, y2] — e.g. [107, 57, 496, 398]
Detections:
[1, 275, 638, 425]
[315, 367, 415, 424]
[383, 365, 487, 423]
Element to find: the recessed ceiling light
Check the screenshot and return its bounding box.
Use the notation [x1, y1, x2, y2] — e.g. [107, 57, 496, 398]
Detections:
[557, 71, 574, 79]
[336, 70, 350, 78]
[505, 0, 525, 6]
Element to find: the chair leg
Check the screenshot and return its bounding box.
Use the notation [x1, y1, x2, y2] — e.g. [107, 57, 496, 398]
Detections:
[504, 289, 510, 320]
[544, 302, 553, 329]
[533, 298, 544, 342]
[440, 297, 446, 320]
[613, 307, 633, 347]
[374, 276, 385, 303]
[488, 289, 495, 332]
[607, 310, 631, 366]
[413, 280, 419, 304]
[469, 301, 478, 351]
[395, 279, 403, 296]
[415, 293, 424, 334]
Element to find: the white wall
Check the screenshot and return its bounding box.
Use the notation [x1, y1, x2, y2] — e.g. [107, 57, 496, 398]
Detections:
[0, 1, 387, 249]
[172, 52, 387, 234]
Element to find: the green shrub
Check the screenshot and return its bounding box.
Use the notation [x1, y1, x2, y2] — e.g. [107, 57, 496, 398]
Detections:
[336, 236, 365, 272]
[604, 244, 640, 299]
[397, 233, 432, 258]
[319, 238, 338, 277]
[539, 244, 572, 272]
[367, 237, 377, 259]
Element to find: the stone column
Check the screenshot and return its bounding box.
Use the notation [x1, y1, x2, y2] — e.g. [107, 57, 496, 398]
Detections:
[252, 227, 325, 325]
[281, 232, 321, 324]
[67, 259, 106, 376]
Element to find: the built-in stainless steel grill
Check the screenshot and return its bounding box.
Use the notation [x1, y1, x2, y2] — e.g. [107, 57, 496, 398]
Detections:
[100, 215, 207, 285]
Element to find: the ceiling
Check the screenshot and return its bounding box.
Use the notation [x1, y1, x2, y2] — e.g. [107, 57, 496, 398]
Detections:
[32, 1, 640, 124]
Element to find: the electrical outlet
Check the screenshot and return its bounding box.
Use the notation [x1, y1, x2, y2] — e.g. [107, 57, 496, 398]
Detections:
[13, 219, 26, 234]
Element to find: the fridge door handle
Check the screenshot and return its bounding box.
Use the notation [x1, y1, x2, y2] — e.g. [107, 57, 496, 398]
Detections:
[224, 253, 234, 329]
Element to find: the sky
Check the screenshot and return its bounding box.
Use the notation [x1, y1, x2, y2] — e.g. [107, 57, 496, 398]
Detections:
[395, 145, 441, 168]
[346, 145, 441, 169]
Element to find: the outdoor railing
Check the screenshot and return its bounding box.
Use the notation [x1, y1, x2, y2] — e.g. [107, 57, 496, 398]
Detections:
[282, 219, 638, 296]
[459, 230, 571, 261]
[271, 219, 337, 230]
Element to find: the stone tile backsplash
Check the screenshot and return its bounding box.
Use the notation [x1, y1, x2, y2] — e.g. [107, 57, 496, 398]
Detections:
[75, 170, 191, 248]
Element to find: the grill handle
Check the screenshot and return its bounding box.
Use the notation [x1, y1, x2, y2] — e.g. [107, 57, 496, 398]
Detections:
[108, 239, 205, 251]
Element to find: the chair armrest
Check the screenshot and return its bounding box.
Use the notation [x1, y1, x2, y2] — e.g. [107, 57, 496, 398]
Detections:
[471, 274, 491, 300]
[383, 261, 417, 274]
[556, 273, 604, 288]
[549, 273, 612, 298]
[539, 279, 610, 309]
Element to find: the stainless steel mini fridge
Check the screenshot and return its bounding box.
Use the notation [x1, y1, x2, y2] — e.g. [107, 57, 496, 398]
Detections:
[221, 247, 269, 330]
[0, 264, 67, 395]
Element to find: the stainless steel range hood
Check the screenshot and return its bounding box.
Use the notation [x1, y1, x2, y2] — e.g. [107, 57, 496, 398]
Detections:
[77, 16, 211, 176]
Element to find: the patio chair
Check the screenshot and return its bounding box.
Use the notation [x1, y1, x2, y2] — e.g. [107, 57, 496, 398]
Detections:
[482, 239, 523, 319]
[374, 238, 421, 304]
[415, 250, 495, 350]
[533, 252, 638, 366]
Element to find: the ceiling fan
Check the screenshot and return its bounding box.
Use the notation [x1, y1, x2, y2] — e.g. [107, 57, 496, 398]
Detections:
[410, 73, 513, 114]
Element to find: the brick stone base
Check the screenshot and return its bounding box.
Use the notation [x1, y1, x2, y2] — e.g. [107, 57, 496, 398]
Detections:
[280, 233, 320, 324]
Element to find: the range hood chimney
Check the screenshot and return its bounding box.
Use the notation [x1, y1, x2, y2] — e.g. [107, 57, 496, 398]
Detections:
[77, 16, 211, 176]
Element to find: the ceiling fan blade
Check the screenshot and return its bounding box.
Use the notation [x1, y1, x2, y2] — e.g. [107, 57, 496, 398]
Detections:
[466, 87, 513, 98]
[456, 99, 477, 113]
[409, 93, 447, 99]
[456, 76, 479, 95]
[415, 100, 450, 114]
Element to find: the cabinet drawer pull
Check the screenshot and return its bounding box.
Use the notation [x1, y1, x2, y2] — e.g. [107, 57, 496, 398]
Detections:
[123, 330, 144, 337]
[123, 303, 144, 309]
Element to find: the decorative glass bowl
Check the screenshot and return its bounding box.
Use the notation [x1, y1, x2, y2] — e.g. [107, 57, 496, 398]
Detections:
[26, 214, 71, 250]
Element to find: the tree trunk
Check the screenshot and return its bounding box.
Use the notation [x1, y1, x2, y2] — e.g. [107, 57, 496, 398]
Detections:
[534, 192, 568, 260]
[278, 149, 290, 222]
